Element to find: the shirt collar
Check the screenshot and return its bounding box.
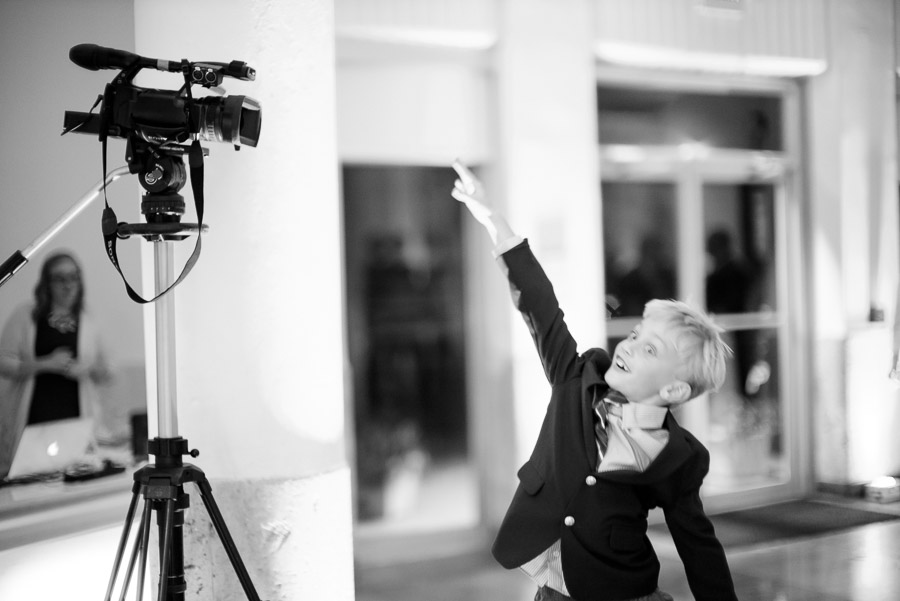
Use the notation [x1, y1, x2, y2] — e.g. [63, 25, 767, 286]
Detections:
[605, 399, 668, 430]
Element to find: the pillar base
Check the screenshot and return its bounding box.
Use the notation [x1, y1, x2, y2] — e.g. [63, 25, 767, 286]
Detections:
[171, 466, 354, 601]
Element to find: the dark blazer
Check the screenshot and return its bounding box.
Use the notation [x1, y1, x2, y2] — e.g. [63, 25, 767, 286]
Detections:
[492, 241, 738, 601]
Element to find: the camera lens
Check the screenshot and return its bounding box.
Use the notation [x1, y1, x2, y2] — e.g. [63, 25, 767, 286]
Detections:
[195, 96, 261, 147]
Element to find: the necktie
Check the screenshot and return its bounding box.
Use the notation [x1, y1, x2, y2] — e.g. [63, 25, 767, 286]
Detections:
[592, 390, 609, 458]
[592, 389, 669, 472]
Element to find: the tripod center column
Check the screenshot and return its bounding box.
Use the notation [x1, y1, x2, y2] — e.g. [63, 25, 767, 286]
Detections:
[153, 240, 179, 438]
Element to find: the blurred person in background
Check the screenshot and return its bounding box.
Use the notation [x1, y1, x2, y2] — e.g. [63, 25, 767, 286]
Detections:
[0, 250, 113, 478]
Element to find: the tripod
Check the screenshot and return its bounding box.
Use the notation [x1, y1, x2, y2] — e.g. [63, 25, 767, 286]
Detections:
[92, 153, 264, 601]
[0, 148, 266, 600]
[102, 243, 262, 601]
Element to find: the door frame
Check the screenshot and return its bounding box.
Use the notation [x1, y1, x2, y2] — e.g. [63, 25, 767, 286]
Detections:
[596, 68, 812, 511]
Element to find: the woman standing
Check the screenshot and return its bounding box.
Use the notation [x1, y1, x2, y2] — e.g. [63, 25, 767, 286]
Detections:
[0, 251, 112, 478]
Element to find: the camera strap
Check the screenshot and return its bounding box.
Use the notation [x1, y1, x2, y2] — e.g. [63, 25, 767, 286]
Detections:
[100, 138, 205, 304]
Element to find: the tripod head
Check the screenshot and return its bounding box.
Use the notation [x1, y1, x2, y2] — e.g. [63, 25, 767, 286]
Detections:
[136, 143, 188, 224]
[112, 139, 209, 242]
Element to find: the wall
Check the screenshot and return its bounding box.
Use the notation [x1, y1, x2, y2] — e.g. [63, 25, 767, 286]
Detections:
[807, 0, 900, 487]
[0, 1, 142, 598]
[592, 0, 827, 76]
[0, 0, 145, 440]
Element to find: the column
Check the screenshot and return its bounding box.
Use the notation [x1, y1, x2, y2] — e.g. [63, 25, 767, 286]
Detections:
[135, 1, 353, 599]
[493, 0, 603, 475]
[807, 0, 900, 487]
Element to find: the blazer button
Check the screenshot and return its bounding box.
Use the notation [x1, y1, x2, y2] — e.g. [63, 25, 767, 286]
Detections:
[564, 516, 575, 527]
[585, 475, 597, 486]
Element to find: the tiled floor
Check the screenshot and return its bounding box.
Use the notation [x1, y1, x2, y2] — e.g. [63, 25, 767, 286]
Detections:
[3, 479, 899, 600]
[355, 497, 900, 601]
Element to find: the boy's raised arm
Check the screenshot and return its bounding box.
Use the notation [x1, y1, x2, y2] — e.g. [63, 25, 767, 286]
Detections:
[451, 160, 521, 252]
[452, 160, 580, 384]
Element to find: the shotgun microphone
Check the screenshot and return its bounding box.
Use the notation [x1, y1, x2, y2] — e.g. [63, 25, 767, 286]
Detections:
[69, 44, 179, 73]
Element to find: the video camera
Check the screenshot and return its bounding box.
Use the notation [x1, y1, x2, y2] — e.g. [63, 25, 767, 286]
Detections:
[64, 43, 261, 153]
[60, 44, 262, 303]
[63, 43, 261, 225]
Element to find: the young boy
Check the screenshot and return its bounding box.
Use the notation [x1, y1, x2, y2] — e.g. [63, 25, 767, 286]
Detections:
[452, 161, 739, 601]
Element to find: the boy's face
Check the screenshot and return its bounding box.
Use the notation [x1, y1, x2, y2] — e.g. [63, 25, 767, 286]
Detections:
[604, 315, 687, 405]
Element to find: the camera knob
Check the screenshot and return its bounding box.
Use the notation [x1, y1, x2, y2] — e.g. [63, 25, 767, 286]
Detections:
[143, 166, 164, 186]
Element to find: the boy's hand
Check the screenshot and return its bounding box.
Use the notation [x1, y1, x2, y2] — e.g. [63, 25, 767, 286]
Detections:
[452, 159, 518, 246]
[451, 159, 493, 227]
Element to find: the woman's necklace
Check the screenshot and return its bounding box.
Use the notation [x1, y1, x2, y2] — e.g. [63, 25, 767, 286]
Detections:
[48, 310, 77, 333]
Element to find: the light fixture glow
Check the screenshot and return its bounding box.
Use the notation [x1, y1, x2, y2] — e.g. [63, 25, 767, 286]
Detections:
[595, 41, 826, 77]
[869, 476, 898, 488]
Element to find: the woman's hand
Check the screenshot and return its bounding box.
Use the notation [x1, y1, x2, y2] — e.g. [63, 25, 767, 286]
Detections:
[39, 348, 76, 376]
[88, 363, 113, 384]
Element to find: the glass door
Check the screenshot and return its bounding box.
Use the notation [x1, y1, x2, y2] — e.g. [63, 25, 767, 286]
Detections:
[597, 77, 807, 508]
[700, 178, 786, 496]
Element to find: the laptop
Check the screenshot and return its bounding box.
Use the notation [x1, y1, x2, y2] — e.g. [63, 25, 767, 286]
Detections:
[6, 418, 94, 479]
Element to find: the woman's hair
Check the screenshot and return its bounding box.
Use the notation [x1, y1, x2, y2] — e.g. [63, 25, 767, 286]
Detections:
[32, 251, 84, 322]
[642, 299, 732, 397]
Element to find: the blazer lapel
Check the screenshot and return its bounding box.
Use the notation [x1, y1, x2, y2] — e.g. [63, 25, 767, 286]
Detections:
[581, 352, 610, 471]
[582, 387, 601, 470]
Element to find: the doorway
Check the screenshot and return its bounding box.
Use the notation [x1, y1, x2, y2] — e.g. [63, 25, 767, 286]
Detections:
[342, 165, 478, 534]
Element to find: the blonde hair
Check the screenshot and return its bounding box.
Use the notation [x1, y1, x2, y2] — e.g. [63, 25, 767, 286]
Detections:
[642, 299, 732, 397]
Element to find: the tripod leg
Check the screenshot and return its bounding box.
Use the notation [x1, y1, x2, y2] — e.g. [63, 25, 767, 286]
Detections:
[103, 488, 141, 601]
[119, 501, 148, 601]
[157, 498, 175, 601]
[195, 479, 263, 601]
[136, 499, 153, 601]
